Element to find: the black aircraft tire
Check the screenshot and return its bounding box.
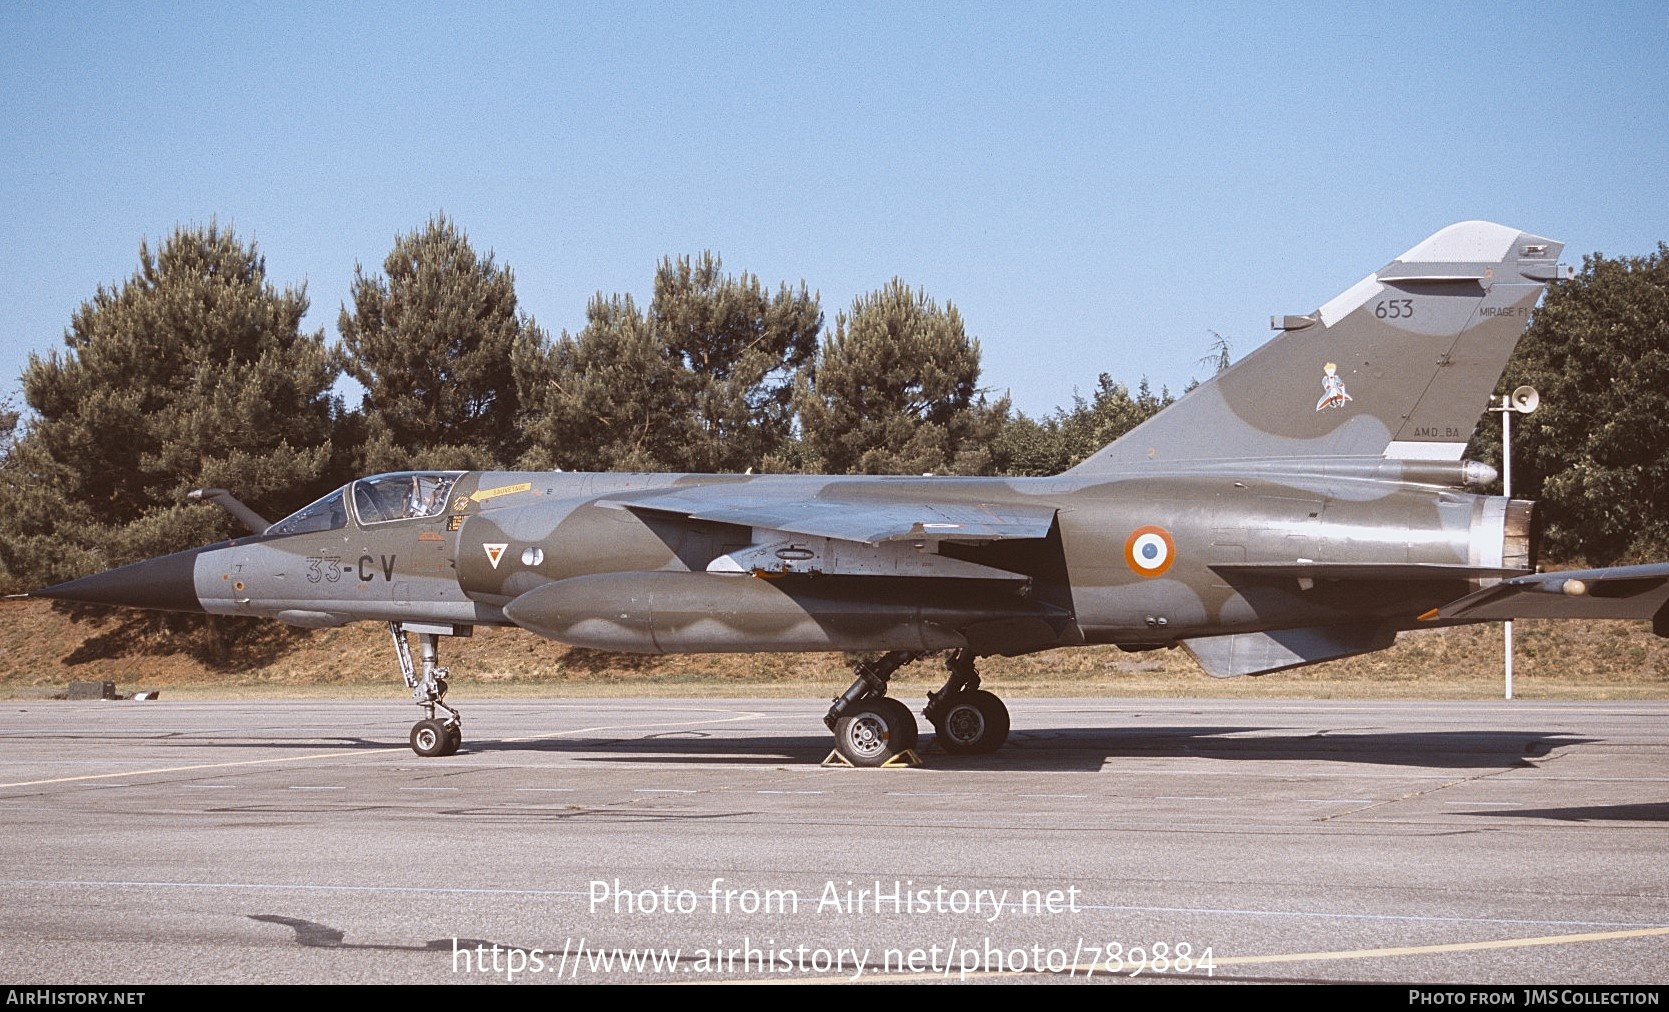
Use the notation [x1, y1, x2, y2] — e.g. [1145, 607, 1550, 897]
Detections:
[834, 701, 915, 767]
[440, 723, 463, 757]
[933, 690, 1010, 755]
[876, 697, 919, 754]
[411, 718, 450, 758]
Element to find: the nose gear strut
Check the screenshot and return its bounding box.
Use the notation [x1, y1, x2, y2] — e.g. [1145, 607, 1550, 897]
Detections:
[389, 621, 462, 757]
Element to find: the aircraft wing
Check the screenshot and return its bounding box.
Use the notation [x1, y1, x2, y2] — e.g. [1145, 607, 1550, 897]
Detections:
[595, 488, 1058, 546]
[1433, 563, 1669, 630]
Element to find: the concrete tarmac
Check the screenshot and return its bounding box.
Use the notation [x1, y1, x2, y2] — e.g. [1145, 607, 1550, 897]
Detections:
[1, 696, 1666, 985]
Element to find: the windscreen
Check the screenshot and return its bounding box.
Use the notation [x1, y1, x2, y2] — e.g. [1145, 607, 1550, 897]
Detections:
[266, 488, 349, 535]
[352, 473, 461, 525]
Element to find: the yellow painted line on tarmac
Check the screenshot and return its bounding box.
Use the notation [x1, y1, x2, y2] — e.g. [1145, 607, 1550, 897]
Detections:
[718, 924, 1669, 984]
[1206, 923, 1669, 967]
[0, 707, 769, 789]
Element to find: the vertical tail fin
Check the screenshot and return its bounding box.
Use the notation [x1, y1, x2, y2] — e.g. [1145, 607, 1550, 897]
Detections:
[1069, 221, 1570, 472]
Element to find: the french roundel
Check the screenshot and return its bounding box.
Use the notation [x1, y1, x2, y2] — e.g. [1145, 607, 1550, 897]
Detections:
[1124, 525, 1176, 577]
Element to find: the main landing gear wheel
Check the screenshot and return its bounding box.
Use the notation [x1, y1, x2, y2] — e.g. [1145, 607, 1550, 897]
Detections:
[824, 650, 926, 766]
[931, 689, 1009, 755]
[877, 697, 919, 753]
[410, 718, 460, 758]
[922, 650, 1010, 755]
[833, 697, 919, 767]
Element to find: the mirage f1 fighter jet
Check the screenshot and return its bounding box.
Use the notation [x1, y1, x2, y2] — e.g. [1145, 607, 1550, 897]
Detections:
[36, 221, 1669, 765]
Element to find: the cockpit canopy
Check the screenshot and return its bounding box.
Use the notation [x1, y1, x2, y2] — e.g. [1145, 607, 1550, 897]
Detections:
[267, 472, 464, 535]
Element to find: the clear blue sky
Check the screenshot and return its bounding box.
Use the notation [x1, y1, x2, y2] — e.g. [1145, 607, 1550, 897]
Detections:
[3, 2, 1666, 419]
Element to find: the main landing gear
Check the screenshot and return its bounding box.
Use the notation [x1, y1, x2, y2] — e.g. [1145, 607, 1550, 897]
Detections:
[923, 649, 1010, 756]
[823, 648, 1010, 766]
[389, 622, 462, 757]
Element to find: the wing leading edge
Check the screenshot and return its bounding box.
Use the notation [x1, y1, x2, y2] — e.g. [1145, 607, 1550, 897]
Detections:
[596, 489, 1058, 546]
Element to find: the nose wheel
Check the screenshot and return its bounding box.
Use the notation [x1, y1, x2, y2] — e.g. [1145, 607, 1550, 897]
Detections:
[410, 717, 462, 758]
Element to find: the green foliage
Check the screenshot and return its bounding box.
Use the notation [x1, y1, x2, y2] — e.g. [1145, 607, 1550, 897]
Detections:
[652, 253, 821, 471]
[997, 375, 1174, 476]
[1470, 244, 1669, 564]
[517, 253, 821, 472]
[0, 222, 338, 587]
[0, 397, 17, 457]
[795, 279, 1008, 475]
[0, 395, 20, 491]
[340, 214, 543, 471]
[515, 293, 686, 471]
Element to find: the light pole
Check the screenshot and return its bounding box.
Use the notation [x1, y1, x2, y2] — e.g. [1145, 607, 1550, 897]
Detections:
[1489, 385, 1540, 700]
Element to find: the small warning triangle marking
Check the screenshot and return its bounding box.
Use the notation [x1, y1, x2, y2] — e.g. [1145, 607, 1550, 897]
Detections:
[483, 543, 507, 569]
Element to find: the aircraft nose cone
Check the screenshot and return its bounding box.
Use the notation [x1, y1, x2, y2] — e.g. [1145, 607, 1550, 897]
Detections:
[33, 546, 208, 613]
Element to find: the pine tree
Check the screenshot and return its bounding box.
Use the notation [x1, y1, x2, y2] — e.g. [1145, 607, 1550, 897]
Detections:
[0, 397, 18, 474]
[0, 222, 339, 587]
[517, 253, 821, 472]
[340, 214, 543, 471]
[997, 375, 1174, 476]
[795, 279, 1008, 475]
[515, 293, 689, 471]
[651, 252, 821, 471]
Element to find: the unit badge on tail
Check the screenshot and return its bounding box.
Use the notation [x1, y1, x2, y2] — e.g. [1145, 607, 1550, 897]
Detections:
[1315, 362, 1353, 411]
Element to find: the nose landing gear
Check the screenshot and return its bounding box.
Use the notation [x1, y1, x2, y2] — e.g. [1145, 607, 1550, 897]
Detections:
[390, 621, 463, 757]
[410, 717, 461, 758]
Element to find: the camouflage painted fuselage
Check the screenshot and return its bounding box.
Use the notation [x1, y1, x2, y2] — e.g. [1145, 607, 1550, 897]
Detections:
[140, 455, 1520, 677]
